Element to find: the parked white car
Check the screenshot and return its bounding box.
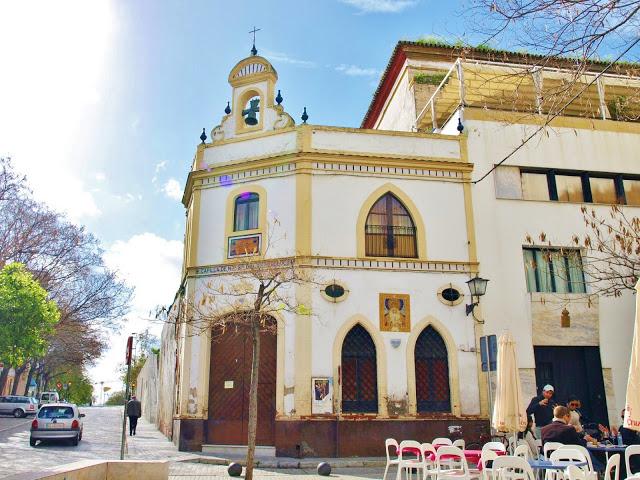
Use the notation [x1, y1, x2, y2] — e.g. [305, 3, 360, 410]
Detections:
[30, 403, 84, 447]
[0, 395, 38, 417]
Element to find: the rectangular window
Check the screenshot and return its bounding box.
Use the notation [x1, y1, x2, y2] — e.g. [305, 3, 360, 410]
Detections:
[624, 179, 640, 206]
[523, 247, 586, 293]
[590, 177, 618, 204]
[521, 172, 550, 201]
[555, 175, 584, 202]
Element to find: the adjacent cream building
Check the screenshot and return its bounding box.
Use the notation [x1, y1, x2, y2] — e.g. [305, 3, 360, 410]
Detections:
[146, 42, 640, 456]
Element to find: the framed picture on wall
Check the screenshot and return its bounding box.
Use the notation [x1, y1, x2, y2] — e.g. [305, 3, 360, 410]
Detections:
[379, 293, 410, 332]
[228, 233, 261, 258]
[311, 377, 333, 414]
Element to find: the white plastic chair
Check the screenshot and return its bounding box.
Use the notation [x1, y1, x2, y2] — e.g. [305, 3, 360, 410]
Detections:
[492, 456, 536, 480]
[480, 448, 498, 480]
[626, 445, 640, 477]
[484, 442, 508, 453]
[543, 442, 564, 460]
[514, 444, 530, 461]
[434, 438, 454, 447]
[557, 445, 593, 473]
[548, 448, 589, 480]
[421, 443, 439, 480]
[384, 438, 401, 480]
[436, 446, 470, 480]
[453, 439, 466, 450]
[397, 440, 424, 480]
[603, 453, 620, 480]
[566, 465, 586, 480]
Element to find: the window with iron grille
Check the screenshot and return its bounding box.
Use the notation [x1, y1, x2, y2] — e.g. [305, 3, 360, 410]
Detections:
[415, 326, 451, 413]
[234, 192, 259, 231]
[365, 193, 417, 258]
[341, 324, 378, 413]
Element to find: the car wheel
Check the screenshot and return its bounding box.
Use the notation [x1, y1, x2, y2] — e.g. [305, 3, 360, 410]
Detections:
[29, 438, 36, 447]
[78, 430, 83, 441]
[13, 409, 25, 418]
[71, 435, 79, 446]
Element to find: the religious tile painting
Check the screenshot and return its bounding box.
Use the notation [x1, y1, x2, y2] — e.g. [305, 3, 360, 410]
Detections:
[379, 293, 410, 332]
[228, 233, 261, 258]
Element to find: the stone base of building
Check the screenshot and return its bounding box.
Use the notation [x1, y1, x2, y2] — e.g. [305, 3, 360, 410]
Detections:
[176, 417, 490, 456]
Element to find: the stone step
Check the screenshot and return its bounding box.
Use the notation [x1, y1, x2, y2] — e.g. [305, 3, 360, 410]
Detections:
[201, 444, 276, 458]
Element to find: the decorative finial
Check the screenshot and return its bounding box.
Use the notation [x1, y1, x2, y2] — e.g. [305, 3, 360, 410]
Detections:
[301, 107, 309, 124]
[224, 101, 231, 115]
[275, 90, 283, 105]
[200, 128, 207, 144]
[457, 118, 464, 133]
[249, 26, 261, 56]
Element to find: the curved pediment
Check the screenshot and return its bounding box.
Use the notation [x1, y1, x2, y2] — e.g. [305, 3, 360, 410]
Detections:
[228, 55, 278, 87]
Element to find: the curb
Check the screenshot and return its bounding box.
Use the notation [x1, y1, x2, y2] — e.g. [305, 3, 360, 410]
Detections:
[182, 456, 387, 469]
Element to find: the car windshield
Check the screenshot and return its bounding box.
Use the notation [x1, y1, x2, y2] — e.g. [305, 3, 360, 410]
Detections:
[38, 407, 74, 419]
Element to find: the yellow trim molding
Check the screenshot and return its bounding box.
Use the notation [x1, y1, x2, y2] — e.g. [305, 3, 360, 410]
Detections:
[223, 184, 268, 261]
[332, 314, 389, 417]
[406, 316, 462, 416]
[356, 183, 428, 260]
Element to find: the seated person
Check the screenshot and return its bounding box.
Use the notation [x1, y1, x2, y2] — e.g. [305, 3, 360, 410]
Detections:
[567, 396, 584, 433]
[518, 417, 540, 458]
[541, 406, 604, 471]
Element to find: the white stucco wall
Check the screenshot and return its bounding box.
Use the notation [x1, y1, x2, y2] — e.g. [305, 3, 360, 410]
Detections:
[312, 174, 469, 261]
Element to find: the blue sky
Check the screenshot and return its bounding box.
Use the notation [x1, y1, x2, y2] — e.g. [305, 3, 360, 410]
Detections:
[0, 0, 474, 389]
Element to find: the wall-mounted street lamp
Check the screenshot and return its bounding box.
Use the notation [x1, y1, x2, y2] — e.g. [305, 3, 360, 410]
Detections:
[465, 274, 489, 318]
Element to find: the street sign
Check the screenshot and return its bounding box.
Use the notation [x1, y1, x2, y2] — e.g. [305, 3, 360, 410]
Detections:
[480, 335, 498, 372]
[125, 336, 133, 365]
[56, 382, 62, 390]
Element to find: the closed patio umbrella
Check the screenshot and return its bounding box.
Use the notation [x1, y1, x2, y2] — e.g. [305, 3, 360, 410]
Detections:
[492, 332, 528, 449]
[624, 279, 640, 432]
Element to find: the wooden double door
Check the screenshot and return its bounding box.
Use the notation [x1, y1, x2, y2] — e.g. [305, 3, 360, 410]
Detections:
[207, 326, 277, 445]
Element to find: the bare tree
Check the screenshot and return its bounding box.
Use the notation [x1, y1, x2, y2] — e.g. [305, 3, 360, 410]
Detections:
[0, 157, 132, 392]
[183, 239, 314, 480]
[470, 0, 640, 62]
[526, 205, 639, 298]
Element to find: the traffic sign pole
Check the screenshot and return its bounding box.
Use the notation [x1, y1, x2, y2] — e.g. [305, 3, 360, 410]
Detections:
[120, 336, 133, 460]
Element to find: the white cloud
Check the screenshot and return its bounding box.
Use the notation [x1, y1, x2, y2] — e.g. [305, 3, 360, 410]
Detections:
[336, 64, 381, 76]
[152, 161, 167, 185]
[262, 49, 317, 68]
[340, 0, 418, 13]
[90, 233, 183, 392]
[162, 178, 183, 201]
[95, 172, 106, 182]
[115, 192, 142, 204]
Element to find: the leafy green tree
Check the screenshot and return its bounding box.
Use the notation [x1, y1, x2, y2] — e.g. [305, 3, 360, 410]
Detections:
[0, 263, 60, 391]
[105, 390, 126, 406]
[50, 366, 94, 405]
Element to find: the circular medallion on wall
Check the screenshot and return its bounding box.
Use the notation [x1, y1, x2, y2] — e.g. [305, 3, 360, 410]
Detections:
[321, 281, 349, 303]
[437, 284, 464, 306]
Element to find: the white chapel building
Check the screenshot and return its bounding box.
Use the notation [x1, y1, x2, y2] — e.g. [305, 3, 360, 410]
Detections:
[149, 42, 640, 456]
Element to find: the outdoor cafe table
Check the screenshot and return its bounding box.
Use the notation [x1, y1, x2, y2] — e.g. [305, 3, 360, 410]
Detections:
[528, 459, 588, 471]
[586, 443, 627, 461]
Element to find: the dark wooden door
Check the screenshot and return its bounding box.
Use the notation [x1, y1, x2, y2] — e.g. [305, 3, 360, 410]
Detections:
[207, 327, 277, 445]
[341, 324, 378, 413]
[534, 346, 609, 425]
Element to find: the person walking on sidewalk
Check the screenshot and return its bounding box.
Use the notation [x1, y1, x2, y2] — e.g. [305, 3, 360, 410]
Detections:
[126, 395, 142, 436]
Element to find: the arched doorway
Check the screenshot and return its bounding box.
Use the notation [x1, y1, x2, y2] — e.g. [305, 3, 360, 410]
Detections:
[341, 324, 378, 413]
[415, 325, 451, 413]
[207, 318, 277, 445]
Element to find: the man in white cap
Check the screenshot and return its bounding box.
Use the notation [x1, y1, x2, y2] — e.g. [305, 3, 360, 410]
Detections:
[526, 384, 557, 437]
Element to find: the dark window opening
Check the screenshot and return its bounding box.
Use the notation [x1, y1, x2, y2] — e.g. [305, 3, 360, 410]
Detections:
[365, 193, 417, 258]
[234, 192, 259, 231]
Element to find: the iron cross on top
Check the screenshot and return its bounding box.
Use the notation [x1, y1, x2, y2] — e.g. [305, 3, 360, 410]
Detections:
[250, 26, 260, 55]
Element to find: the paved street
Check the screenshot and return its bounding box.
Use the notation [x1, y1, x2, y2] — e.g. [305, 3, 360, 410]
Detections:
[0, 406, 385, 479]
[0, 406, 194, 479]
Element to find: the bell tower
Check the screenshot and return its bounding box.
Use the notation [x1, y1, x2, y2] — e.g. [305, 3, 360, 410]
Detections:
[210, 51, 294, 143]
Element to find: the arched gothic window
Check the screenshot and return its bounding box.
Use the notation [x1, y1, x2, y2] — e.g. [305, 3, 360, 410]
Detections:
[365, 193, 417, 258]
[234, 192, 259, 231]
[341, 324, 378, 413]
[415, 326, 451, 413]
